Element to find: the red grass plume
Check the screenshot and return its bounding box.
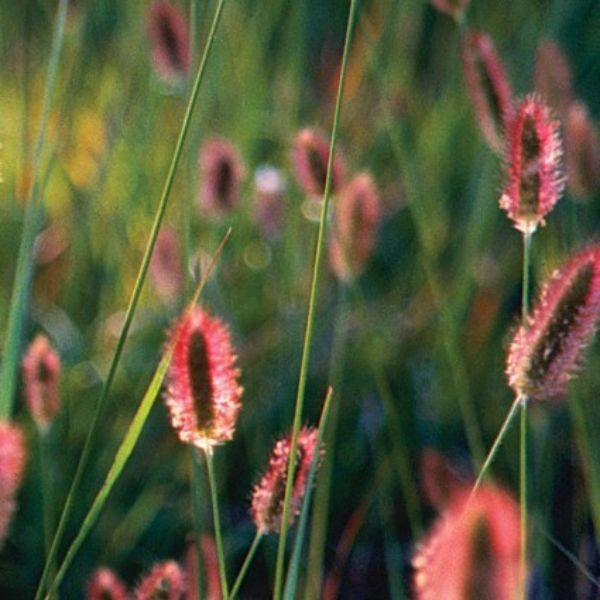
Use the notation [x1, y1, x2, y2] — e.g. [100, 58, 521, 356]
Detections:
[461, 30, 514, 152]
[507, 246, 600, 401]
[534, 40, 574, 117]
[251, 427, 320, 534]
[499, 94, 564, 234]
[329, 172, 381, 282]
[413, 484, 521, 600]
[419, 449, 469, 512]
[565, 101, 600, 200]
[0, 422, 26, 550]
[198, 138, 245, 218]
[135, 560, 185, 600]
[22, 334, 61, 432]
[164, 307, 243, 452]
[291, 128, 346, 197]
[86, 567, 129, 600]
[147, 1, 190, 84]
[150, 227, 184, 303]
[253, 166, 287, 239]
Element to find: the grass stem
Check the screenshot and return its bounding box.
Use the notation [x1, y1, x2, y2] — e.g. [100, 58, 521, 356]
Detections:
[230, 531, 263, 600]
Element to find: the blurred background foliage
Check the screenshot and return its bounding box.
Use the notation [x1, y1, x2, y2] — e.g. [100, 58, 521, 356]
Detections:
[1, 0, 600, 597]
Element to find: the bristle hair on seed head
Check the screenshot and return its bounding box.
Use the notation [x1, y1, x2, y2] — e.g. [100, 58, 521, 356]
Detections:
[22, 333, 61, 432]
[329, 171, 381, 282]
[198, 137, 245, 218]
[461, 30, 514, 152]
[499, 94, 565, 234]
[250, 427, 321, 534]
[164, 307, 243, 452]
[86, 567, 129, 600]
[0, 422, 26, 550]
[291, 128, 346, 198]
[507, 246, 600, 401]
[135, 560, 185, 600]
[413, 484, 521, 600]
[147, 1, 190, 84]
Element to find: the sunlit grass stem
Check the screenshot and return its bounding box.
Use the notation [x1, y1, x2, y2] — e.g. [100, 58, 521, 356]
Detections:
[229, 531, 263, 600]
[272, 2, 358, 598]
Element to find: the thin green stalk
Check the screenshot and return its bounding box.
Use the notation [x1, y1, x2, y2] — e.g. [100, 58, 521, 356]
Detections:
[40, 230, 230, 597]
[37, 432, 53, 558]
[471, 396, 522, 496]
[520, 231, 532, 599]
[230, 531, 263, 600]
[205, 450, 229, 600]
[272, 2, 358, 598]
[0, 0, 68, 419]
[34, 3, 228, 597]
[190, 447, 205, 600]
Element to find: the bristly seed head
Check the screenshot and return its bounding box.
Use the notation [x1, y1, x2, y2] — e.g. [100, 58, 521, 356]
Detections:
[164, 307, 243, 452]
[198, 138, 245, 218]
[251, 428, 321, 534]
[461, 30, 514, 153]
[147, 1, 190, 84]
[86, 567, 129, 600]
[499, 94, 565, 234]
[135, 560, 185, 600]
[413, 485, 521, 600]
[329, 172, 381, 282]
[507, 246, 600, 400]
[291, 128, 346, 198]
[22, 334, 61, 432]
[0, 422, 26, 551]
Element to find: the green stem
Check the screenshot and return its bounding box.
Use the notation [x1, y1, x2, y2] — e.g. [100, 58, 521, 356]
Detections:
[190, 447, 205, 600]
[205, 450, 229, 600]
[0, 0, 68, 419]
[229, 531, 263, 600]
[522, 232, 532, 321]
[272, 2, 358, 598]
[34, 3, 228, 594]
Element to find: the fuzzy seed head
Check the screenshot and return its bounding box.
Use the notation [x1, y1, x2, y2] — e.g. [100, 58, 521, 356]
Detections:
[87, 567, 129, 600]
[251, 428, 321, 534]
[164, 307, 243, 452]
[150, 228, 184, 303]
[291, 128, 346, 198]
[0, 422, 26, 550]
[507, 247, 600, 400]
[253, 166, 287, 239]
[147, 1, 190, 84]
[565, 101, 600, 200]
[135, 561, 185, 600]
[329, 172, 381, 282]
[461, 30, 514, 152]
[413, 485, 521, 600]
[198, 138, 245, 217]
[534, 40, 574, 117]
[499, 94, 565, 233]
[22, 334, 61, 432]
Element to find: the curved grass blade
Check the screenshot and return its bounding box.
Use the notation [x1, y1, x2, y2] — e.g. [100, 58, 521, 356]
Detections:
[284, 387, 334, 600]
[273, 2, 359, 597]
[0, 0, 68, 419]
[43, 229, 231, 596]
[34, 2, 229, 596]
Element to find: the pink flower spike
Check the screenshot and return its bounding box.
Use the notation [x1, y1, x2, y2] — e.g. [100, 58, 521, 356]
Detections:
[329, 172, 381, 282]
[0, 422, 26, 550]
[135, 560, 185, 600]
[565, 101, 600, 200]
[164, 307, 243, 452]
[461, 31, 514, 152]
[147, 1, 190, 84]
[253, 166, 287, 240]
[499, 94, 565, 234]
[198, 138, 245, 218]
[22, 334, 61, 432]
[87, 567, 129, 600]
[507, 246, 600, 401]
[291, 128, 346, 198]
[534, 40, 574, 117]
[251, 427, 321, 534]
[150, 227, 184, 303]
[413, 485, 521, 600]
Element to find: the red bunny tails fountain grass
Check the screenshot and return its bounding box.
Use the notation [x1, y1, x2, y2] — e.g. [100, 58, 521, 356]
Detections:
[86, 568, 129, 600]
[413, 485, 521, 600]
[499, 94, 564, 235]
[164, 306, 243, 453]
[251, 427, 320, 535]
[461, 30, 514, 153]
[507, 246, 600, 401]
[0, 422, 26, 550]
[21, 334, 61, 433]
[134, 560, 185, 600]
